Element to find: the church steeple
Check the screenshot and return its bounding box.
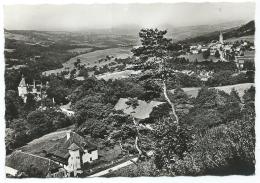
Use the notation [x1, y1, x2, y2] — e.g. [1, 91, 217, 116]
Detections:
[219, 31, 224, 44]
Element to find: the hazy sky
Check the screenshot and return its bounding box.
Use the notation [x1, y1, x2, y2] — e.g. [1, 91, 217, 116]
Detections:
[4, 2, 255, 31]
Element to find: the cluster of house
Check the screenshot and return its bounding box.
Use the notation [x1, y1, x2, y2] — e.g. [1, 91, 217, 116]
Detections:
[188, 32, 255, 66]
[6, 131, 98, 178]
[189, 32, 225, 55]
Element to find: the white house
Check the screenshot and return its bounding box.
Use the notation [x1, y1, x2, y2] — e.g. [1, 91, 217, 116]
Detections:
[45, 131, 98, 177]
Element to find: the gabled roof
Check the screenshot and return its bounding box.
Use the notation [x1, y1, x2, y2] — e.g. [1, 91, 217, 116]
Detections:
[6, 151, 61, 177]
[114, 98, 165, 119]
[19, 76, 26, 87]
[46, 131, 97, 159]
[68, 143, 80, 151]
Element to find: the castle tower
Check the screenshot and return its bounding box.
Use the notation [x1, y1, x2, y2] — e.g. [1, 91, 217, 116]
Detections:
[219, 32, 224, 44]
[18, 75, 27, 97]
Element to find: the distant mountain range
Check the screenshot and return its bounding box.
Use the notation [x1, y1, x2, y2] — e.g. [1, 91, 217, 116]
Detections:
[77, 20, 251, 42]
[5, 20, 254, 45]
[180, 20, 255, 43]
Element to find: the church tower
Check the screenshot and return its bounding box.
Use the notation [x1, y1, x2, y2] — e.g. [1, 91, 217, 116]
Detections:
[18, 75, 28, 99]
[219, 32, 224, 44]
[32, 80, 37, 93]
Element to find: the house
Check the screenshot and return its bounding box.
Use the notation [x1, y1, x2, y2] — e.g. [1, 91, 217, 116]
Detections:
[44, 131, 98, 177]
[60, 102, 75, 116]
[234, 55, 254, 70]
[191, 49, 199, 54]
[11, 131, 99, 177]
[18, 75, 48, 103]
[61, 108, 75, 117]
[201, 46, 208, 52]
[6, 151, 67, 178]
[114, 98, 165, 120]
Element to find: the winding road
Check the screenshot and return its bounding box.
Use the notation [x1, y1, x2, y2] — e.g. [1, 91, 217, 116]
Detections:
[88, 151, 153, 177]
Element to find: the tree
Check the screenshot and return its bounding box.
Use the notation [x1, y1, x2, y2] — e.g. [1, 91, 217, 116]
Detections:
[132, 28, 179, 125]
[77, 118, 108, 138]
[78, 67, 89, 79]
[129, 29, 187, 162]
[46, 78, 69, 105]
[202, 49, 210, 59]
[74, 58, 81, 68]
[206, 70, 233, 87]
[27, 110, 52, 138]
[24, 93, 36, 112]
[74, 95, 113, 126]
[153, 117, 194, 172]
[215, 50, 220, 58]
[8, 118, 29, 148]
[243, 62, 254, 71]
[5, 91, 19, 122]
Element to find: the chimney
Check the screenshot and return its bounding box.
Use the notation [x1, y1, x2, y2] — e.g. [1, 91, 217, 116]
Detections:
[66, 131, 72, 140]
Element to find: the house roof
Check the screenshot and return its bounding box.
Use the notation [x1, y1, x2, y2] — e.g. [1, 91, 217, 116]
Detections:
[46, 131, 97, 159]
[68, 143, 80, 151]
[6, 151, 61, 177]
[114, 98, 165, 119]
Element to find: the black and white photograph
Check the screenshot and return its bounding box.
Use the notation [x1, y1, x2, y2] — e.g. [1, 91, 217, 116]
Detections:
[1, 0, 257, 180]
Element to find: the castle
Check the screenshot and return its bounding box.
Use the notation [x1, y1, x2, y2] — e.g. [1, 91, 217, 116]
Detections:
[18, 75, 48, 103]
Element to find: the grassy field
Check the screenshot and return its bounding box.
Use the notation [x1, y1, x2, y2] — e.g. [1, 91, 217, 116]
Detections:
[43, 47, 132, 76]
[170, 83, 255, 99]
[5, 32, 29, 41]
[67, 47, 93, 54]
[225, 35, 255, 43]
[114, 98, 165, 120]
[178, 53, 219, 62]
[64, 47, 132, 68]
[96, 70, 142, 81]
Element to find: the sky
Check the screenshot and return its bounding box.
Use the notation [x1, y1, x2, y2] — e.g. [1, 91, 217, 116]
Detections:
[3, 2, 255, 31]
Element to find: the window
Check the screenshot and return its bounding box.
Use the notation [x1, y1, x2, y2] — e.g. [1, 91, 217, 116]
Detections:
[90, 157, 92, 161]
